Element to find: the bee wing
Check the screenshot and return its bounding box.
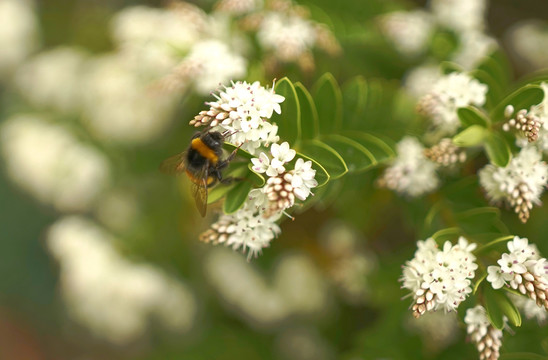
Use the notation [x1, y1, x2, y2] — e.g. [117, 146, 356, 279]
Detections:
[191, 163, 209, 217]
[160, 151, 187, 174]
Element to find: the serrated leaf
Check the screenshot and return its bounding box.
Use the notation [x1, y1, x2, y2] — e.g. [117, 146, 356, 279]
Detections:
[271, 77, 300, 144]
[341, 76, 367, 128]
[294, 82, 319, 140]
[491, 84, 544, 122]
[452, 125, 488, 147]
[223, 180, 253, 214]
[293, 151, 329, 187]
[457, 106, 490, 128]
[320, 134, 375, 172]
[297, 139, 348, 179]
[485, 132, 512, 167]
[342, 131, 396, 163]
[313, 73, 343, 133]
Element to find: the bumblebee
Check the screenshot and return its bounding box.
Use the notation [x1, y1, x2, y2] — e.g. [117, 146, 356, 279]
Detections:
[160, 130, 238, 216]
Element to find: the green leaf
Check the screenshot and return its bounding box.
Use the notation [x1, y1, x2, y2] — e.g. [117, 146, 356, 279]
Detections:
[457, 106, 490, 128]
[341, 76, 367, 128]
[320, 134, 375, 172]
[208, 183, 235, 204]
[430, 227, 461, 243]
[474, 235, 514, 254]
[246, 163, 265, 186]
[342, 131, 396, 163]
[271, 77, 300, 144]
[455, 207, 507, 234]
[313, 73, 343, 133]
[484, 286, 506, 330]
[439, 61, 463, 75]
[297, 139, 348, 179]
[484, 132, 512, 167]
[478, 50, 511, 90]
[223, 180, 253, 214]
[490, 84, 544, 123]
[484, 286, 522, 329]
[294, 82, 319, 140]
[294, 151, 330, 187]
[452, 125, 488, 147]
[473, 272, 486, 295]
[471, 69, 503, 109]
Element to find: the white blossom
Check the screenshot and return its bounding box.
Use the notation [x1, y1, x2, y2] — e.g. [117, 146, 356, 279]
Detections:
[14, 47, 88, 113]
[291, 158, 318, 201]
[479, 147, 548, 222]
[418, 72, 488, 136]
[111, 4, 206, 72]
[379, 10, 433, 57]
[215, 0, 263, 15]
[378, 137, 439, 197]
[201, 189, 282, 260]
[177, 39, 247, 95]
[431, 0, 487, 33]
[0, 0, 39, 77]
[486, 236, 548, 310]
[47, 216, 196, 344]
[270, 141, 296, 173]
[257, 12, 316, 62]
[464, 305, 505, 360]
[401, 236, 478, 317]
[0, 115, 110, 211]
[510, 293, 548, 324]
[192, 80, 284, 155]
[452, 31, 497, 70]
[506, 20, 548, 71]
[80, 54, 180, 144]
[403, 64, 442, 98]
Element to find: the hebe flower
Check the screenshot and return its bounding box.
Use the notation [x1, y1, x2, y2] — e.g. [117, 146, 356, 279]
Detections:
[417, 72, 487, 136]
[401, 237, 478, 318]
[479, 147, 548, 223]
[486, 236, 548, 311]
[197, 81, 317, 259]
[464, 305, 505, 360]
[190, 80, 284, 155]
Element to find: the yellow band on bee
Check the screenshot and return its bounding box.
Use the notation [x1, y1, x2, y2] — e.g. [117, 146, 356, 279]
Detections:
[191, 138, 219, 164]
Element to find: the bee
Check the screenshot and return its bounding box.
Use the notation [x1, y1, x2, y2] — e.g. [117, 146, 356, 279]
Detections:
[160, 130, 239, 217]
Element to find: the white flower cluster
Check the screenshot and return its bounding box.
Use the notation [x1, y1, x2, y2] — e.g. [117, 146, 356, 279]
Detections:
[479, 147, 548, 223]
[464, 305, 505, 360]
[515, 83, 548, 154]
[112, 3, 247, 95]
[197, 80, 284, 155]
[15, 47, 88, 114]
[0, 0, 38, 77]
[205, 248, 328, 327]
[380, 0, 494, 70]
[401, 237, 478, 318]
[379, 10, 434, 57]
[47, 216, 197, 344]
[378, 137, 439, 197]
[510, 293, 548, 324]
[486, 236, 548, 311]
[257, 11, 316, 62]
[417, 72, 488, 136]
[0, 115, 110, 211]
[197, 81, 318, 259]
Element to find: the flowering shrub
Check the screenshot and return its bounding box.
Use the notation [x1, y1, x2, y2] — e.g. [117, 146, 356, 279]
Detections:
[2, 0, 548, 359]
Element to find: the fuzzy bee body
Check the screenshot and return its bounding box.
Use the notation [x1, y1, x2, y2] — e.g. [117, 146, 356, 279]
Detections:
[161, 131, 237, 216]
